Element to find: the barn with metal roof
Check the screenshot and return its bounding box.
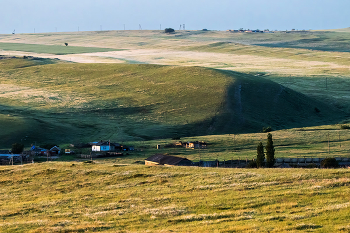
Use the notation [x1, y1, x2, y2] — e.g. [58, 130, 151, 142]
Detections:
[145, 154, 192, 166]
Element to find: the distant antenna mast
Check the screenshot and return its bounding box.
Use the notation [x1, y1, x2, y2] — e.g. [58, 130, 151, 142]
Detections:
[183, 24, 185, 30]
[179, 24, 182, 30]
[139, 24, 142, 30]
[12, 29, 15, 34]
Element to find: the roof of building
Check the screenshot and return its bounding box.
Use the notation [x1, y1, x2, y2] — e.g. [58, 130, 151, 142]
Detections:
[146, 154, 191, 165]
[92, 141, 120, 146]
[49, 146, 60, 151]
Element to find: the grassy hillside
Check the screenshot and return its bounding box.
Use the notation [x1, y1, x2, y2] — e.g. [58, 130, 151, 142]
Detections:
[0, 57, 343, 148]
[0, 42, 121, 55]
[1, 163, 349, 232]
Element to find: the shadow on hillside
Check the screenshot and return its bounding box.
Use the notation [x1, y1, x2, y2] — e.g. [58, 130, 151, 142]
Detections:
[207, 70, 347, 134]
[0, 70, 348, 147]
[124, 70, 348, 140]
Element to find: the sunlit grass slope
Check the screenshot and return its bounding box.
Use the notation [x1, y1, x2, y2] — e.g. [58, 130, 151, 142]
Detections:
[0, 163, 349, 232]
[0, 58, 344, 148]
[0, 42, 120, 55]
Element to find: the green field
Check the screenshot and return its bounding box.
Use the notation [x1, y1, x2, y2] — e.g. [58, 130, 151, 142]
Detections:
[0, 42, 121, 55]
[0, 57, 344, 151]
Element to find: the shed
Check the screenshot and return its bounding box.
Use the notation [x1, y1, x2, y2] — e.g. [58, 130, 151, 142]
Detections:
[145, 154, 192, 166]
[185, 141, 207, 149]
[49, 146, 61, 155]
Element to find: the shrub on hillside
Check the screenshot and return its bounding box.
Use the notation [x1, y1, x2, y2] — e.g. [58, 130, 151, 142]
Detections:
[246, 160, 257, 168]
[11, 143, 24, 154]
[164, 28, 175, 33]
[262, 126, 272, 133]
[321, 158, 339, 168]
[306, 163, 319, 168]
[340, 125, 350, 129]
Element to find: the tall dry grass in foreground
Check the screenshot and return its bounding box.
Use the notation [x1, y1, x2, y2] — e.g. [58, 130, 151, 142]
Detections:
[0, 162, 349, 232]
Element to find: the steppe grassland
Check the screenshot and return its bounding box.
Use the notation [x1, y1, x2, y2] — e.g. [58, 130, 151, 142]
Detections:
[0, 163, 349, 232]
[0, 61, 230, 123]
[1, 30, 350, 232]
[2, 30, 350, 75]
[1, 31, 350, 157]
[0, 42, 120, 55]
[2, 30, 350, 112]
[0, 58, 239, 145]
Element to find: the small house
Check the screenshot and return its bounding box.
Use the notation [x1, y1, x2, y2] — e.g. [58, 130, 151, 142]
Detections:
[185, 141, 207, 149]
[91, 141, 121, 152]
[145, 154, 192, 166]
[31, 146, 47, 156]
[49, 146, 61, 155]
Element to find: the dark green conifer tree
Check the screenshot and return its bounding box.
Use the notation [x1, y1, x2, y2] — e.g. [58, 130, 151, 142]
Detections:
[265, 133, 275, 167]
[256, 142, 265, 168]
[12, 143, 24, 154]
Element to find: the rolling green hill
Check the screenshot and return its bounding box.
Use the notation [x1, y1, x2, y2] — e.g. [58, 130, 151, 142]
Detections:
[0, 57, 344, 148]
[0, 42, 121, 55]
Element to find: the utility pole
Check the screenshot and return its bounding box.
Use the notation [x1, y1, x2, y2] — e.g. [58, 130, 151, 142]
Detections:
[183, 24, 185, 30]
[328, 133, 330, 154]
[199, 146, 201, 167]
[139, 24, 142, 30]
